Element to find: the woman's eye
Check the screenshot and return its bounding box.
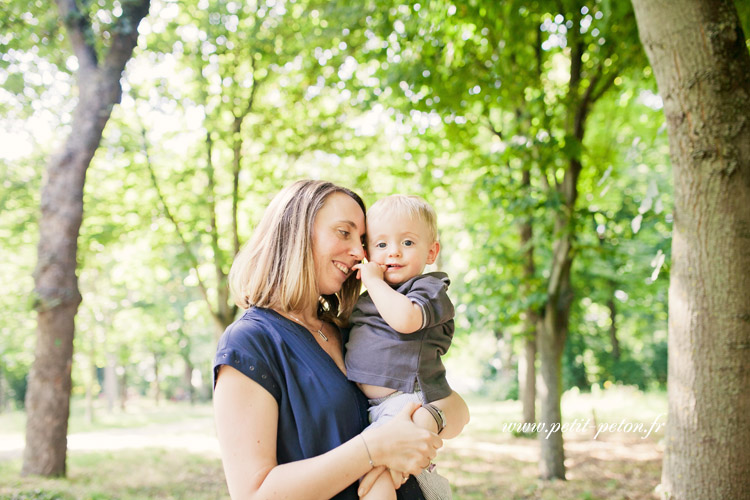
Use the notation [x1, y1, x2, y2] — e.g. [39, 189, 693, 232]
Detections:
[338, 229, 350, 237]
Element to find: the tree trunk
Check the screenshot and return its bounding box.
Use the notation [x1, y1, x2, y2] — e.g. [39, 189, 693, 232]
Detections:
[519, 166, 537, 424]
[607, 294, 620, 360]
[119, 369, 128, 412]
[22, 0, 150, 477]
[537, 223, 574, 480]
[104, 353, 118, 413]
[184, 356, 195, 404]
[632, 1, 750, 498]
[84, 340, 96, 425]
[152, 352, 161, 405]
[537, 7, 587, 475]
[519, 336, 536, 424]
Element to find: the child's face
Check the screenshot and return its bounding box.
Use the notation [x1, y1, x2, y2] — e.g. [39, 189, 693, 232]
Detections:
[366, 213, 439, 285]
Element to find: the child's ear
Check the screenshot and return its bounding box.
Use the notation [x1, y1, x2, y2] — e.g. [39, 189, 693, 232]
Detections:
[426, 241, 440, 265]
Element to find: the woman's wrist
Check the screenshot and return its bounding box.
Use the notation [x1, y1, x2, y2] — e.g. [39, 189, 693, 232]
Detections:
[361, 426, 385, 467]
[359, 434, 375, 469]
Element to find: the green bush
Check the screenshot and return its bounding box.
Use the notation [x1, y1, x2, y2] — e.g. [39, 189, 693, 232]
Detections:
[0, 364, 28, 409]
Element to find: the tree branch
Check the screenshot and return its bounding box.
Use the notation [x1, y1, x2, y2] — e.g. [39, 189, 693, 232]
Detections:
[590, 70, 618, 104]
[231, 57, 261, 257]
[57, 0, 98, 71]
[140, 127, 214, 315]
[205, 131, 226, 292]
[486, 117, 503, 140]
[103, 0, 150, 73]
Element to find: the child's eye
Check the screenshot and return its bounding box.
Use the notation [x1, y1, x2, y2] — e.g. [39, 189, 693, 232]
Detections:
[375, 242, 387, 249]
[403, 240, 414, 247]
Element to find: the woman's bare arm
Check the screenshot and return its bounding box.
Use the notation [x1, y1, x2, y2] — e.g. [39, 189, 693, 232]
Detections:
[214, 365, 441, 499]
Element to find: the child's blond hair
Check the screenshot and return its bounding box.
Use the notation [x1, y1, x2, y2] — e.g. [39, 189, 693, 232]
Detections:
[367, 194, 438, 243]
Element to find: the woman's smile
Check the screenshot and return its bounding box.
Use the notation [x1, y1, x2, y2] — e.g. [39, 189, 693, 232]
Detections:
[311, 192, 366, 295]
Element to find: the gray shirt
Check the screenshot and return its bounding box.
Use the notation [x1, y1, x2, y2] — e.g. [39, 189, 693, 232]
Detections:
[345, 272, 454, 403]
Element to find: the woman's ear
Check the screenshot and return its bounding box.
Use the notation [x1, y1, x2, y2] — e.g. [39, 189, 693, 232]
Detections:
[426, 241, 440, 265]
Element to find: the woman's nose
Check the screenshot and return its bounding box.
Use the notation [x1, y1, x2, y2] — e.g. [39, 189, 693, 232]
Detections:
[350, 242, 365, 260]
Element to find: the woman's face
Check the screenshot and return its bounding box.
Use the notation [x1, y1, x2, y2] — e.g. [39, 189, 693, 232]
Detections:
[312, 192, 366, 296]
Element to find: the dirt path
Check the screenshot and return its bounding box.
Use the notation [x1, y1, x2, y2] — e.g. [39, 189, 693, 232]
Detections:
[0, 415, 219, 462]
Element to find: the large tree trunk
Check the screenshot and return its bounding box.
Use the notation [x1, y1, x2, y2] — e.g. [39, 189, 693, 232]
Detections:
[22, 0, 150, 477]
[632, 1, 750, 498]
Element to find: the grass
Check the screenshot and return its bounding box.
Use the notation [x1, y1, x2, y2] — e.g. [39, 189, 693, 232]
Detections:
[439, 386, 666, 500]
[0, 398, 215, 436]
[0, 449, 226, 500]
[0, 387, 666, 500]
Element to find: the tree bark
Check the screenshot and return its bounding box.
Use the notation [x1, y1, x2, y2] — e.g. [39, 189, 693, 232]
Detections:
[22, 0, 150, 477]
[519, 167, 537, 425]
[631, 1, 750, 498]
[104, 353, 118, 413]
[183, 355, 195, 404]
[607, 294, 620, 360]
[152, 351, 161, 405]
[519, 335, 537, 424]
[537, 210, 575, 480]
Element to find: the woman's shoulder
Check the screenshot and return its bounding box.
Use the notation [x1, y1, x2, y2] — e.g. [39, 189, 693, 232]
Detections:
[218, 307, 288, 351]
[213, 307, 287, 398]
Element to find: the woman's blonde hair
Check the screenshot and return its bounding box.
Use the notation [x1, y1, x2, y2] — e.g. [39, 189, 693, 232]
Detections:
[229, 180, 365, 326]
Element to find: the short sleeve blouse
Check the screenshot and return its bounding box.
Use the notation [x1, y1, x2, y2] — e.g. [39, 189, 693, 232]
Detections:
[213, 307, 425, 500]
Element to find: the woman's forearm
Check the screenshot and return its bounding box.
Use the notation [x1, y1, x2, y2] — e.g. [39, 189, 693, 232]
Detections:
[216, 366, 375, 499]
[216, 367, 440, 499]
[241, 411, 437, 500]
[247, 435, 374, 500]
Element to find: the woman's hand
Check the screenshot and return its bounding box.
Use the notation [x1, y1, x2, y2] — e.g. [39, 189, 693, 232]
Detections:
[363, 402, 442, 477]
[388, 468, 409, 488]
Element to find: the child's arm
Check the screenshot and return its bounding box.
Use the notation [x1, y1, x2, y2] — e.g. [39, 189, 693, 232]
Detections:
[410, 392, 471, 440]
[420, 391, 470, 439]
[354, 261, 423, 334]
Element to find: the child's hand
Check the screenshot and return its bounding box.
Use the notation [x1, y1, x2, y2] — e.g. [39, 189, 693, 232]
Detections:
[353, 261, 387, 285]
[357, 465, 387, 497]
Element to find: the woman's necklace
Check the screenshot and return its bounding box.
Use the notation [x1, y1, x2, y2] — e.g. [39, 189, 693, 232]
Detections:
[288, 313, 329, 342]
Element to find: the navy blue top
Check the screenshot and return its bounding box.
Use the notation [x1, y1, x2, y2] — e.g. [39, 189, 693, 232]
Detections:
[213, 307, 425, 500]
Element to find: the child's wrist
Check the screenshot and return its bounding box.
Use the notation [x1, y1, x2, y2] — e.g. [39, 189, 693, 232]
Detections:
[412, 407, 439, 434]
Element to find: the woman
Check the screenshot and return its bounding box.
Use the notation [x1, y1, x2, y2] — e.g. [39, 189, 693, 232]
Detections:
[213, 180, 469, 499]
